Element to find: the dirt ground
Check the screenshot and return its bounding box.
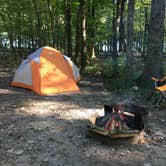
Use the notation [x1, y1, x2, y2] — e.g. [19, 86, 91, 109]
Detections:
[0, 69, 166, 166]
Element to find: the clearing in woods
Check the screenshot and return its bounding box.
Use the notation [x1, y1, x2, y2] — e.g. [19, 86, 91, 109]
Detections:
[0, 69, 166, 166]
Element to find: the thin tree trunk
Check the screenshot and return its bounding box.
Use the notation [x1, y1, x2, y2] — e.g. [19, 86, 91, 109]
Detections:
[7, 10, 16, 60]
[8, 31, 16, 59]
[88, 0, 95, 59]
[17, 13, 22, 59]
[119, 0, 126, 52]
[74, 4, 81, 64]
[112, 0, 120, 76]
[33, 0, 43, 47]
[142, 6, 148, 57]
[125, 0, 135, 86]
[47, 0, 56, 47]
[138, 7, 142, 53]
[80, 0, 87, 72]
[64, 0, 72, 57]
[91, 0, 95, 58]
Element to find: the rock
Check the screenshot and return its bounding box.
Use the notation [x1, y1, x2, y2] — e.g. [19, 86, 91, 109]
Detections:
[27, 140, 36, 144]
[7, 148, 14, 153]
[15, 149, 24, 155]
[8, 124, 15, 129]
[144, 163, 152, 166]
[120, 152, 125, 156]
[20, 107, 25, 111]
[48, 137, 56, 142]
[159, 119, 165, 122]
[145, 144, 150, 148]
[83, 139, 88, 142]
[132, 86, 138, 91]
[27, 146, 33, 151]
[42, 156, 49, 162]
[7, 148, 23, 155]
[126, 150, 131, 154]
[85, 153, 90, 157]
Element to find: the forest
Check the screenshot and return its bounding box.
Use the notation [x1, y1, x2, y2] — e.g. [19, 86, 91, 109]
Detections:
[0, 0, 166, 165]
[0, 0, 165, 85]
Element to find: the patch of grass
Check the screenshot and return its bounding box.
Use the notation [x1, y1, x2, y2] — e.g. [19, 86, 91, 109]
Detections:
[0, 54, 22, 68]
[101, 58, 113, 77]
[104, 78, 126, 91]
[101, 56, 144, 90]
[84, 63, 103, 76]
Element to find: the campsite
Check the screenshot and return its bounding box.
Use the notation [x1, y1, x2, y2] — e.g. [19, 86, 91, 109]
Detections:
[0, 0, 166, 166]
[0, 68, 166, 165]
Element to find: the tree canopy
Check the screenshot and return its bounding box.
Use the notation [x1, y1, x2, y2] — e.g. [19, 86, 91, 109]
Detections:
[0, 0, 166, 88]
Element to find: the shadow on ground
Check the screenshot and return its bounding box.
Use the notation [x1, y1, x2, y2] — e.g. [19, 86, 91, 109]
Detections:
[0, 69, 166, 166]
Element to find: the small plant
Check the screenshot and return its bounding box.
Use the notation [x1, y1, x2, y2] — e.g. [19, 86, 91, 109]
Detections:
[101, 56, 144, 90]
[84, 63, 103, 76]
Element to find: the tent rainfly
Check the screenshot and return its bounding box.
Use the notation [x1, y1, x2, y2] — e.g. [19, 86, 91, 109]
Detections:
[11, 46, 80, 95]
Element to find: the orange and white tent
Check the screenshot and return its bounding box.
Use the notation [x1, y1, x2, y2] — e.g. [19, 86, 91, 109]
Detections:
[11, 46, 80, 95]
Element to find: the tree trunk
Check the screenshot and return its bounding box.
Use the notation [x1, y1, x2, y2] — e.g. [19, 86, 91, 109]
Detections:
[112, 0, 120, 76]
[74, 3, 81, 64]
[87, 0, 95, 59]
[64, 0, 72, 58]
[47, 0, 56, 47]
[33, 0, 43, 47]
[8, 31, 16, 59]
[80, 0, 87, 72]
[142, 6, 148, 58]
[119, 0, 126, 52]
[141, 0, 165, 87]
[125, 0, 135, 86]
[29, 16, 35, 49]
[17, 13, 22, 59]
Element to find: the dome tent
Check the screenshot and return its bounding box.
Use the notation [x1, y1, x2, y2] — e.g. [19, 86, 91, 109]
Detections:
[11, 46, 80, 95]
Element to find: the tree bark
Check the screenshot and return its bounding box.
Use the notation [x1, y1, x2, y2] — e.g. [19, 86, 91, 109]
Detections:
[119, 0, 126, 52]
[33, 0, 43, 47]
[8, 31, 15, 58]
[29, 14, 35, 49]
[142, 6, 148, 57]
[80, 0, 87, 72]
[74, 3, 81, 64]
[88, 0, 95, 59]
[125, 0, 135, 86]
[47, 0, 56, 47]
[64, 0, 72, 58]
[112, 0, 120, 76]
[141, 0, 165, 87]
[16, 12, 22, 59]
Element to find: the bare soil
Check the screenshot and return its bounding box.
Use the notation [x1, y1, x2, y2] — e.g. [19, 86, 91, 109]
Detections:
[0, 69, 166, 166]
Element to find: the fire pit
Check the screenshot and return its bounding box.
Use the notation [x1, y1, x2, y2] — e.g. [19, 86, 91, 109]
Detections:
[87, 101, 148, 144]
